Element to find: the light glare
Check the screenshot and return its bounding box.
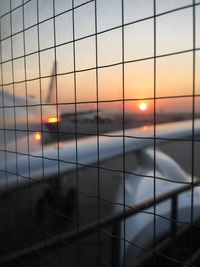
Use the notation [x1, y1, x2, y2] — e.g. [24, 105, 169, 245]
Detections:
[47, 117, 59, 123]
[139, 102, 148, 111]
[35, 132, 41, 141]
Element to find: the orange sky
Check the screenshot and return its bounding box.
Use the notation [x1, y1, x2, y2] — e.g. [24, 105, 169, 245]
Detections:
[0, 1, 200, 114]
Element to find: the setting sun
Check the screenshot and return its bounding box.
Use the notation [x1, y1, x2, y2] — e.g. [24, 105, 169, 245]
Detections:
[139, 102, 148, 111]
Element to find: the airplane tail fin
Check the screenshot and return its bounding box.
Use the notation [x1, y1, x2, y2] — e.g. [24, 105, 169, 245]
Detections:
[46, 61, 57, 104]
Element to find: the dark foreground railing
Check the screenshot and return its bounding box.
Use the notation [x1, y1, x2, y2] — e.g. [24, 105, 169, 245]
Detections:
[0, 180, 199, 267]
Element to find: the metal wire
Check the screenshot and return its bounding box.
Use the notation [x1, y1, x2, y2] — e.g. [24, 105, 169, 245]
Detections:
[0, 0, 200, 266]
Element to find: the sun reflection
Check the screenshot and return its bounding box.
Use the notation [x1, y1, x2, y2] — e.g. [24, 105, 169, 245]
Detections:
[34, 132, 41, 141]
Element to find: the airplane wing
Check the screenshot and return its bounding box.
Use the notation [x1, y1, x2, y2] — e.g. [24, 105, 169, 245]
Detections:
[0, 119, 200, 193]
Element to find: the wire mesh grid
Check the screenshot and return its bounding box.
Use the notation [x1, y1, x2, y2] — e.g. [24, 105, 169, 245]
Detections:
[0, 0, 200, 266]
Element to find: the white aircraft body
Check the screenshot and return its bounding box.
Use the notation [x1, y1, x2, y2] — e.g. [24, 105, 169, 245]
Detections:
[1, 119, 199, 185]
[0, 115, 200, 265]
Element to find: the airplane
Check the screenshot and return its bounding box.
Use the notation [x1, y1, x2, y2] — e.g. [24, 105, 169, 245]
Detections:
[0, 115, 200, 266]
[0, 62, 98, 144]
[0, 62, 61, 145]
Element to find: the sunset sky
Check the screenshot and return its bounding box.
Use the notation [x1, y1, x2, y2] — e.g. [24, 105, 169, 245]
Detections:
[0, 0, 200, 114]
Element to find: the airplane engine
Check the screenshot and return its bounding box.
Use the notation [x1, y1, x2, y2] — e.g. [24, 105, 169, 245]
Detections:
[115, 149, 200, 266]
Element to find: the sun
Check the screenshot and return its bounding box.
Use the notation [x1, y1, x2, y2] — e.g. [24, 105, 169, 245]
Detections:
[139, 102, 148, 111]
